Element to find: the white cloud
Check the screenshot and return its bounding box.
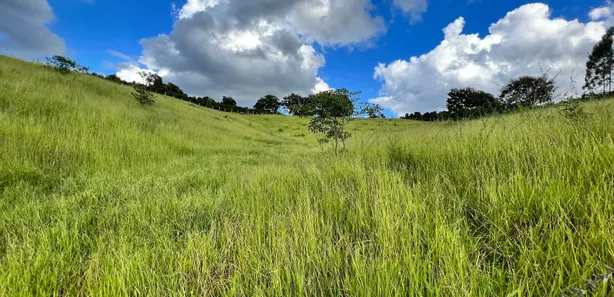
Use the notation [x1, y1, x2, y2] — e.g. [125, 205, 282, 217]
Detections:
[312, 77, 332, 93]
[372, 3, 608, 116]
[0, 0, 65, 56]
[122, 0, 393, 107]
[178, 0, 219, 19]
[288, 0, 386, 45]
[116, 65, 152, 84]
[393, 0, 428, 22]
[590, 6, 612, 20]
[590, 2, 614, 26]
[124, 0, 329, 107]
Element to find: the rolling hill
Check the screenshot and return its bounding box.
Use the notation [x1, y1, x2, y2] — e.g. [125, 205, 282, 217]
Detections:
[1, 55, 613, 296]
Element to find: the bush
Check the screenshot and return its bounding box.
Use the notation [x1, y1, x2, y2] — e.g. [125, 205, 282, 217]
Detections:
[132, 84, 156, 106]
[560, 100, 590, 123]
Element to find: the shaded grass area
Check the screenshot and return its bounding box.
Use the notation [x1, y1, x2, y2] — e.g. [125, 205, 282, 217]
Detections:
[1, 55, 614, 296]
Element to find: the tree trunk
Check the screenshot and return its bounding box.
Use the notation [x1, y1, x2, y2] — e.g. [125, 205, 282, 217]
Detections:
[340, 120, 347, 154]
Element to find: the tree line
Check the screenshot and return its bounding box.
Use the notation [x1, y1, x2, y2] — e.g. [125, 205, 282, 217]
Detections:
[61, 61, 384, 117]
[401, 75, 556, 121]
[98, 71, 272, 113]
[44, 56, 305, 114]
[402, 26, 614, 121]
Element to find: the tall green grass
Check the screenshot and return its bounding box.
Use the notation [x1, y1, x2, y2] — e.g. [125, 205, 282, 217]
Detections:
[1, 55, 613, 296]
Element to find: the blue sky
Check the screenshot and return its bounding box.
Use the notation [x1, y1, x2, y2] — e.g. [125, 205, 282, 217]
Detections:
[2, 0, 611, 117]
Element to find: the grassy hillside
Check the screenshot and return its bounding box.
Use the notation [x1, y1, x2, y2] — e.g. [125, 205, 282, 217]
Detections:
[1, 55, 614, 296]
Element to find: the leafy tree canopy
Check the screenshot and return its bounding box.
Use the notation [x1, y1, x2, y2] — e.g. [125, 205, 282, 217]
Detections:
[584, 26, 614, 94]
[500, 75, 556, 108]
[282, 93, 313, 116]
[301, 89, 381, 155]
[254, 95, 281, 114]
[446, 87, 501, 119]
[222, 96, 237, 106]
[45, 55, 89, 74]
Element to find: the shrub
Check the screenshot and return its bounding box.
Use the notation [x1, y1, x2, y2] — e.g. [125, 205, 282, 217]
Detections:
[132, 84, 156, 106]
[560, 100, 590, 123]
[131, 71, 156, 106]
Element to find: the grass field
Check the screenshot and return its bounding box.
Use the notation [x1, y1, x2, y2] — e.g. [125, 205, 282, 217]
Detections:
[1, 55, 614, 296]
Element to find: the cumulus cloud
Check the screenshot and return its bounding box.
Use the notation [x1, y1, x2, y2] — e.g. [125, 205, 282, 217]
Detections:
[590, 2, 614, 26]
[372, 3, 607, 116]
[288, 0, 386, 45]
[393, 0, 428, 23]
[312, 77, 332, 93]
[177, 0, 219, 19]
[590, 6, 612, 20]
[0, 0, 65, 56]
[123, 0, 387, 107]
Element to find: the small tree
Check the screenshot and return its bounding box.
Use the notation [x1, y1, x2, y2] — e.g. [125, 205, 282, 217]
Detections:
[254, 95, 281, 114]
[560, 99, 590, 123]
[367, 104, 384, 118]
[500, 75, 556, 108]
[584, 27, 614, 95]
[132, 71, 156, 106]
[446, 87, 501, 119]
[301, 89, 381, 155]
[45, 55, 88, 74]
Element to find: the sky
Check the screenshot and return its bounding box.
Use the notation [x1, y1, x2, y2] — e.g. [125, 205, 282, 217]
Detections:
[1, 0, 613, 117]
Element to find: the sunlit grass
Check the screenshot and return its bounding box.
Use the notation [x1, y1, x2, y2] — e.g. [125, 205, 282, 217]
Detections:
[1, 55, 613, 296]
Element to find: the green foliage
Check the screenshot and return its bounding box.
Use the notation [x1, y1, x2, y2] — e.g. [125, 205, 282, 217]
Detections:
[132, 84, 156, 106]
[367, 104, 384, 118]
[282, 93, 313, 116]
[45, 55, 89, 74]
[560, 99, 591, 123]
[447, 87, 501, 119]
[302, 89, 380, 154]
[105, 74, 124, 84]
[222, 96, 237, 106]
[253, 95, 281, 114]
[131, 71, 156, 106]
[500, 75, 556, 108]
[3, 54, 614, 297]
[584, 27, 614, 94]
[165, 82, 186, 98]
[147, 73, 165, 93]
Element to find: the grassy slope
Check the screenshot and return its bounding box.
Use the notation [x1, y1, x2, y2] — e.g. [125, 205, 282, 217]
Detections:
[1, 55, 614, 296]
